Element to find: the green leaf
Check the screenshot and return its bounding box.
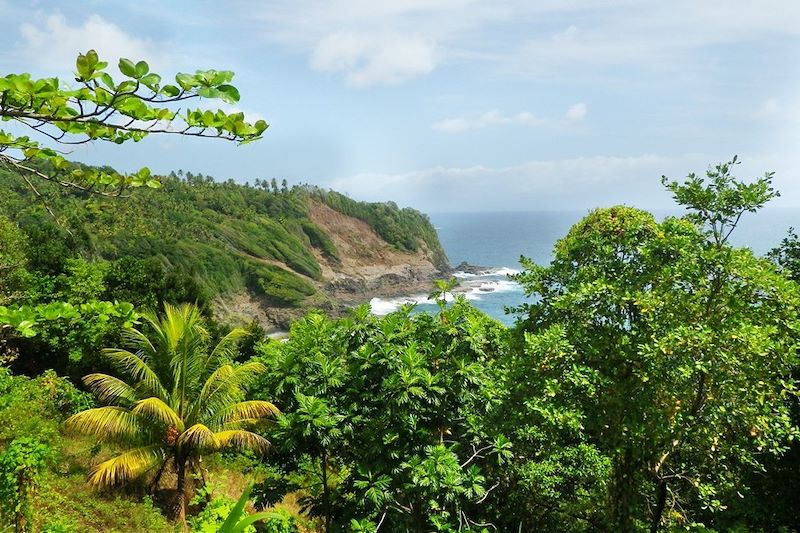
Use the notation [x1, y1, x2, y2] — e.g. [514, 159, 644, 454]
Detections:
[219, 485, 252, 533]
[161, 84, 180, 97]
[118, 58, 137, 78]
[197, 86, 219, 99]
[116, 80, 137, 93]
[99, 73, 115, 89]
[135, 61, 149, 79]
[175, 73, 195, 90]
[76, 53, 93, 81]
[217, 84, 240, 103]
[140, 73, 161, 90]
[85, 49, 99, 67]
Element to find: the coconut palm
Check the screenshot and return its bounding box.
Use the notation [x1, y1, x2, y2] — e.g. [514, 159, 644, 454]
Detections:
[66, 303, 278, 523]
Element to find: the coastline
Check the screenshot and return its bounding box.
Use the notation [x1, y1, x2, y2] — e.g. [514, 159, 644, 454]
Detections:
[215, 260, 525, 334]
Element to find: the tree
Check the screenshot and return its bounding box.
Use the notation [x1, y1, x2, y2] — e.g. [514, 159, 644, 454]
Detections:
[0, 49, 267, 343]
[0, 49, 267, 197]
[253, 303, 511, 531]
[65, 303, 278, 524]
[0, 216, 28, 306]
[513, 159, 799, 531]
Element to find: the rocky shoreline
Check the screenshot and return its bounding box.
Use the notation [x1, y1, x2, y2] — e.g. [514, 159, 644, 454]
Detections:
[216, 197, 495, 332]
[215, 258, 504, 333]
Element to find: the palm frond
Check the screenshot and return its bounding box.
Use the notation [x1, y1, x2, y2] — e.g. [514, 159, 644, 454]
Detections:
[87, 445, 166, 488]
[209, 328, 248, 361]
[82, 373, 138, 406]
[212, 400, 279, 427]
[233, 361, 268, 386]
[66, 406, 142, 442]
[156, 303, 213, 414]
[120, 325, 158, 359]
[191, 362, 267, 424]
[214, 430, 271, 453]
[196, 364, 237, 403]
[132, 397, 183, 431]
[193, 327, 248, 391]
[102, 348, 169, 400]
[192, 364, 239, 421]
[180, 423, 220, 450]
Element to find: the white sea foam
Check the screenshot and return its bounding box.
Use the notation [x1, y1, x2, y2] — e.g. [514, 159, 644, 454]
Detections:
[462, 279, 521, 300]
[369, 293, 454, 315]
[369, 266, 522, 316]
[489, 267, 521, 276]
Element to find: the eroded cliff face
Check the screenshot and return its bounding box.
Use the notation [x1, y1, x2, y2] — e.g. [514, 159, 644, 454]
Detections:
[216, 200, 448, 330]
[308, 201, 443, 301]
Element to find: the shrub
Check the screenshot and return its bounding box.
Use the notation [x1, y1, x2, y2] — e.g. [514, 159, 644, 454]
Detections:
[252, 265, 316, 307]
[0, 437, 52, 532]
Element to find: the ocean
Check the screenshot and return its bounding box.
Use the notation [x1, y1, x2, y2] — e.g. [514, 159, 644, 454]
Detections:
[370, 208, 800, 326]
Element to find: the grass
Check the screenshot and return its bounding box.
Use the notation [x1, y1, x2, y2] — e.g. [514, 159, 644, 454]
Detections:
[30, 434, 174, 532]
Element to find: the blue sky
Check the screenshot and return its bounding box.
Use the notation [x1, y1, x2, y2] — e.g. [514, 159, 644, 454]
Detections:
[1, 0, 798, 212]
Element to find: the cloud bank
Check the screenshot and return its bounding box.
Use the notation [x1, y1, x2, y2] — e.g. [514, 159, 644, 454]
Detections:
[432, 103, 586, 132]
[327, 153, 800, 213]
[16, 13, 167, 74]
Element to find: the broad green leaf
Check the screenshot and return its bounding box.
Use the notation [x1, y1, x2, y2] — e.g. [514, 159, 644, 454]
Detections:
[118, 58, 137, 78]
[99, 72, 115, 89]
[197, 86, 219, 99]
[217, 84, 240, 103]
[135, 60, 149, 79]
[140, 73, 161, 90]
[175, 73, 195, 90]
[161, 84, 180, 97]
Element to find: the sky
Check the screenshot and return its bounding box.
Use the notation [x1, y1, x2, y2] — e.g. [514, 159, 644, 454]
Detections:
[0, 0, 799, 213]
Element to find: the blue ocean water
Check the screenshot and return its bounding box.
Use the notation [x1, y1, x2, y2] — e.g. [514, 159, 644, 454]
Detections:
[370, 208, 800, 326]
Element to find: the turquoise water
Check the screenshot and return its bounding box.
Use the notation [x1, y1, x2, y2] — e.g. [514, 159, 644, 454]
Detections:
[370, 208, 800, 325]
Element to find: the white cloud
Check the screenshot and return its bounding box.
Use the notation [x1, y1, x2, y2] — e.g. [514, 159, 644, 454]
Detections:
[753, 98, 800, 124]
[248, 0, 505, 86]
[246, 0, 800, 86]
[310, 32, 436, 86]
[329, 154, 697, 212]
[432, 104, 584, 132]
[431, 117, 472, 133]
[564, 102, 587, 122]
[16, 13, 167, 75]
[762, 98, 780, 116]
[512, 2, 800, 76]
[327, 152, 800, 213]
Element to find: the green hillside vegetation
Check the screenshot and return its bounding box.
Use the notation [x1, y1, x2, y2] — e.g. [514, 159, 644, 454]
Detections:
[3, 43, 798, 533]
[307, 188, 449, 270]
[0, 163, 448, 312]
[2, 158, 800, 532]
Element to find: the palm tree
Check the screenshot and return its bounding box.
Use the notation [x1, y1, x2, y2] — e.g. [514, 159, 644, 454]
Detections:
[66, 303, 278, 523]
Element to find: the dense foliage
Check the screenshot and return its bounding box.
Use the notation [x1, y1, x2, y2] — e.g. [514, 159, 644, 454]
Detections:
[0, 164, 448, 309]
[1, 155, 799, 533]
[66, 303, 277, 524]
[252, 302, 511, 531]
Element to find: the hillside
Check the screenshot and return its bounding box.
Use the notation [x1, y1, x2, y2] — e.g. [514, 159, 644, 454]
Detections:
[0, 164, 449, 329]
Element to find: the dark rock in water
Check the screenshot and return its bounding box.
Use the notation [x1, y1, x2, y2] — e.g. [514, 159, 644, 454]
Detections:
[452, 261, 488, 275]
